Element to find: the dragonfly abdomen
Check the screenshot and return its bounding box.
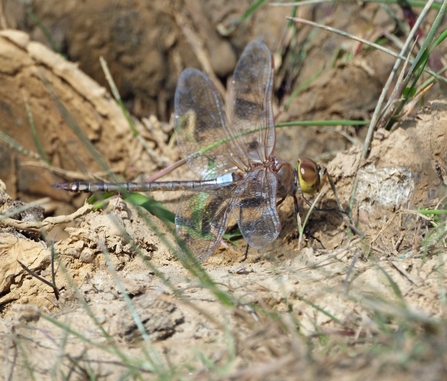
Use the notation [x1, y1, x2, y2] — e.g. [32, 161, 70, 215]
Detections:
[51, 175, 239, 193]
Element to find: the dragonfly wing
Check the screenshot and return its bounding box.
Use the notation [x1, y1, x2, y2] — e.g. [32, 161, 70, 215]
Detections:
[227, 40, 275, 166]
[175, 186, 236, 262]
[175, 68, 239, 179]
[233, 169, 280, 250]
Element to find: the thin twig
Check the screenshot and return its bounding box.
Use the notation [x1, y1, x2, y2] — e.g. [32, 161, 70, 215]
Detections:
[145, 158, 187, 182]
[0, 203, 93, 231]
[375, 39, 417, 132]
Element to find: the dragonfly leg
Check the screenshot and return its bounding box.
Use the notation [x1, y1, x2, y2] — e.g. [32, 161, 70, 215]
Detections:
[301, 192, 344, 213]
[301, 185, 364, 238]
[304, 229, 326, 249]
[240, 244, 250, 263]
[293, 193, 301, 229]
[294, 191, 325, 249]
[276, 196, 286, 207]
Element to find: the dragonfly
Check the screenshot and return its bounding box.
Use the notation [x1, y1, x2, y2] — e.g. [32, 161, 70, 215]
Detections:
[52, 40, 327, 262]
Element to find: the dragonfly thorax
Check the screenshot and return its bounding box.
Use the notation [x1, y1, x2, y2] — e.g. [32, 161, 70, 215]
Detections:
[272, 157, 297, 199]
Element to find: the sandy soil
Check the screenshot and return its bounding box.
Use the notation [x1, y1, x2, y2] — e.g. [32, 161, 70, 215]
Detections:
[0, 2, 446, 380]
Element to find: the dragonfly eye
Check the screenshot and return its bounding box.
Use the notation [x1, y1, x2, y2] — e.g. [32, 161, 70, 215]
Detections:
[298, 158, 323, 194]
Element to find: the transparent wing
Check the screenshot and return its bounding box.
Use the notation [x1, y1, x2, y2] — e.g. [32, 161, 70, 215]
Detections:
[226, 40, 275, 167]
[175, 185, 237, 262]
[174, 68, 239, 180]
[232, 169, 280, 249]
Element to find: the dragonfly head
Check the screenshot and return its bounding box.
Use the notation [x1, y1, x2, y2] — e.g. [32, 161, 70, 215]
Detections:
[297, 158, 327, 195]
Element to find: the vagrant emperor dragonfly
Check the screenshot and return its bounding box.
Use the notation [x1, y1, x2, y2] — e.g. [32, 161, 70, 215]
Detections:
[52, 40, 327, 261]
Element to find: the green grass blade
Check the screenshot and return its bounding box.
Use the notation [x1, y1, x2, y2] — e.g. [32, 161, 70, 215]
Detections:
[0, 131, 41, 160]
[42, 76, 116, 180]
[124, 192, 176, 224]
[283, 64, 325, 110]
[99, 57, 139, 137]
[376, 264, 404, 302]
[23, 96, 50, 165]
[218, 0, 266, 35]
[26, 8, 65, 56]
[296, 295, 342, 324]
[417, 209, 447, 216]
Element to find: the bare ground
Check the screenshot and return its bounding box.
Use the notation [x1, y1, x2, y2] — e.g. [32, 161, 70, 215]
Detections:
[0, 2, 447, 380]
